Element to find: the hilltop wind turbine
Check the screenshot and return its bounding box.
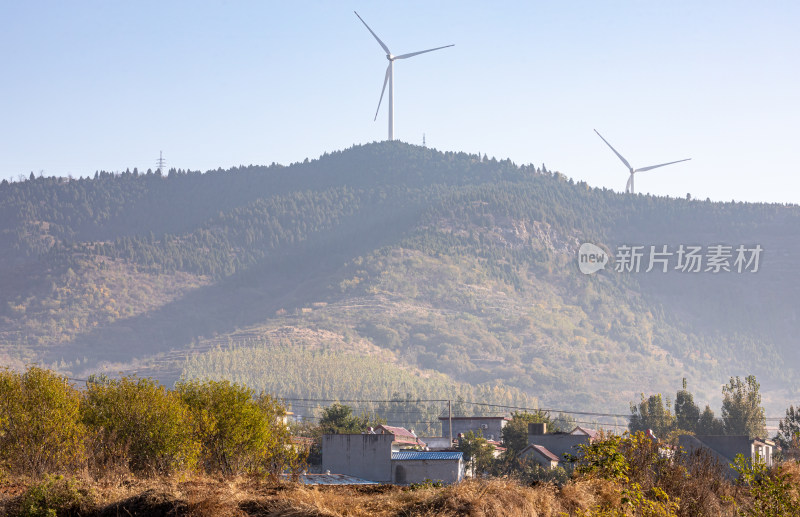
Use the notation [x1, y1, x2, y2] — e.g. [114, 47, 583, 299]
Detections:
[355, 11, 453, 141]
[594, 129, 691, 194]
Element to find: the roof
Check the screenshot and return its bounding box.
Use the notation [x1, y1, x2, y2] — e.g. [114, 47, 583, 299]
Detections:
[282, 474, 378, 485]
[393, 440, 423, 447]
[570, 426, 600, 439]
[438, 416, 511, 421]
[524, 444, 560, 463]
[392, 451, 463, 461]
[377, 425, 417, 439]
[486, 439, 507, 452]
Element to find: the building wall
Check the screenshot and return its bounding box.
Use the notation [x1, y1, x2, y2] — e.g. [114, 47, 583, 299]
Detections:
[677, 435, 775, 480]
[422, 437, 452, 450]
[752, 441, 773, 466]
[691, 435, 752, 463]
[526, 434, 590, 460]
[322, 434, 393, 483]
[392, 459, 464, 484]
[679, 435, 773, 467]
[526, 450, 559, 469]
[441, 418, 508, 441]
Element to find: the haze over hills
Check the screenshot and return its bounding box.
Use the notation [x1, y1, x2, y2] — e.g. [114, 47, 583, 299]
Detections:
[1, 141, 798, 424]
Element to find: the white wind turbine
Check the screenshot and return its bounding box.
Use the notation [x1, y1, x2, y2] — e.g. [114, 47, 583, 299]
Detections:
[355, 11, 454, 141]
[594, 129, 691, 194]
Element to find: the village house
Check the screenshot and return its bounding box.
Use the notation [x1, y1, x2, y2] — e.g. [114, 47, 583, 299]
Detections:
[437, 415, 511, 442]
[519, 423, 596, 468]
[322, 427, 464, 484]
[523, 444, 561, 469]
[678, 434, 775, 477]
[371, 424, 426, 448]
[420, 436, 454, 450]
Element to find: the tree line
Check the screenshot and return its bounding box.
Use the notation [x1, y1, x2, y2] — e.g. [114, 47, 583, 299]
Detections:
[0, 367, 303, 479]
[628, 375, 800, 454]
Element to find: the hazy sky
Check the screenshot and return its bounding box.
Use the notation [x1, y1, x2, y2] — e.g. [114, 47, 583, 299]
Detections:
[2, 1, 798, 203]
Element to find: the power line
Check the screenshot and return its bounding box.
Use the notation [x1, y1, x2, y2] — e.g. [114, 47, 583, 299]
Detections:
[59, 385, 789, 423]
[281, 398, 449, 403]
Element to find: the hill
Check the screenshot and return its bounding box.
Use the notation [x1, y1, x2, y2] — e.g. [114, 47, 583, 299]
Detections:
[1, 141, 798, 423]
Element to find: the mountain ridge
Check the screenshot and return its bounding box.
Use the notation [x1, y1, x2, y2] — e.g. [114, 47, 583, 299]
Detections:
[1, 141, 798, 419]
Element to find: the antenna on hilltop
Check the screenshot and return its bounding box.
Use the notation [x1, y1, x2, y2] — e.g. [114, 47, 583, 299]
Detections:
[156, 151, 166, 174]
[423, 133, 426, 147]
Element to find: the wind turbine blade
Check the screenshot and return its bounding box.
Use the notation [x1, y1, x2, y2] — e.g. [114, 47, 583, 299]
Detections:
[354, 11, 392, 55]
[625, 174, 633, 193]
[394, 44, 454, 60]
[635, 158, 691, 172]
[594, 129, 632, 171]
[374, 64, 391, 121]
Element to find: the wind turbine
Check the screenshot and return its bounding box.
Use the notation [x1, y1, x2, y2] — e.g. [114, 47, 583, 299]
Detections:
[594, 129, 691, 194]
[355, 11, 453, 141]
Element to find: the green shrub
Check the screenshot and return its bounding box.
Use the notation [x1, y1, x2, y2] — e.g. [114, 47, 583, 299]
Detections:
[732, 455, 799, 517]
[515, 461, 571, 487]
[0, 367, 86, 476]
[572, 432, 679, 517]
[177, 379, 275, 475]
[81, 376, 198, 475]
[15, 474, 95, 517]
[408, 478, 445, 490]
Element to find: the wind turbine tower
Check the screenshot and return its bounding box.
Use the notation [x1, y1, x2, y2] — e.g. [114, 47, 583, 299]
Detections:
[594, 129, 690, 194]
[355, 11, 453, 141]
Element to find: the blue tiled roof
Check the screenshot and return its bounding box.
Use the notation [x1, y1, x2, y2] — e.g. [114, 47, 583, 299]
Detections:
[392, 451, 463, 461]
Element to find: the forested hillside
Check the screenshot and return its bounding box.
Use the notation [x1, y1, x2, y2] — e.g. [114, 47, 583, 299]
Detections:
[1, 141, 798, 420]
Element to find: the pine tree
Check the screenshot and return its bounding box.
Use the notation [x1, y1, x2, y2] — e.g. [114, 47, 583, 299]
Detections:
[674, 378, 700, 432]
[776, 405, 800, 449]
[697, 405, 724, 435]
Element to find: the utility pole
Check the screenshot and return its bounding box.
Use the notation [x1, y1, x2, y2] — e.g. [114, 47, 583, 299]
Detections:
[448, 399, 453, 446]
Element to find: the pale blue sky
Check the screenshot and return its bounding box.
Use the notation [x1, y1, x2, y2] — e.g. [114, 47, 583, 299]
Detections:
[2, 1, 798, 203]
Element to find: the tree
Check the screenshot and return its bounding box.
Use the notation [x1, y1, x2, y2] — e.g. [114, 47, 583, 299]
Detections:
[721, 375, 766, 439]
[318, 403, 384, 435]
[501, 410, 552, 458]
[629, 393, 675, 437]
[674, 378, 700, 433]
[697, 405, 724, 435]
[776, 405, 800, 450]
[177, 379, 279, 475]
[257, 393, 307, 481]
[0, 367, 86, 476]
[318, 403, 363, 434]
[82, 376, 199, 475]
[459, 430, 495, 477]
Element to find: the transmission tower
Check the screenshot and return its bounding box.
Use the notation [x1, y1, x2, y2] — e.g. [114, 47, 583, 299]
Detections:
[156, 151, 166, 174]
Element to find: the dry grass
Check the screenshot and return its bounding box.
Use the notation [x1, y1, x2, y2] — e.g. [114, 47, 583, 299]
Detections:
[256, 478, 622, 517]
[779, 460, 800, 503]
[3, 475, 589, 517]
[4, 464, 800, 517]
